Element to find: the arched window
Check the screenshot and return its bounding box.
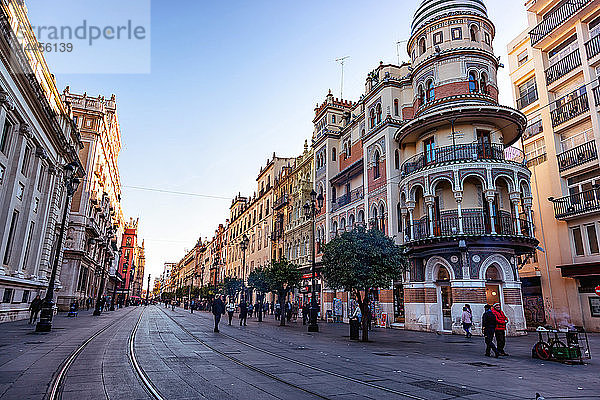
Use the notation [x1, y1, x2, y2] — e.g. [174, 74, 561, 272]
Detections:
[379, 204, 386, 232]
[332, 147, 336, 161]
[333, 221, 339, 237]
[340, 218, 346, 232]
[394, 99, 399, 116]
[349, 214, 355, 227]
[468, 71, 478, 93]
[418, 85, 425, 105]
[419, 37, 426, 55]
[358, 210, 365, 224]
[331, 186, 337, 203]
[373, 150, 381, 179]
[486, 265, 502, 281]
[397, 202, 402, 233]
[470, 25, 478, 42]
[480, 73, 488, 94]
[376, 103, 382, 124]
[395, 149, 400, 169]
[370, 109, 376, 128]
[426, 80, 435, 102]
[372, 207, 379, 230]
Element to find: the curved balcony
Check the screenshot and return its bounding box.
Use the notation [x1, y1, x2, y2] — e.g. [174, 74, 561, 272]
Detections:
[405, 209, 534, 243]
[401, 143, 526, 176]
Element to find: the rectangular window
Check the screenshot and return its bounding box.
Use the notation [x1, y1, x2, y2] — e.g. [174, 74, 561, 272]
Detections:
[37, 165, 45, 191]
[33, 198, 39, 213]
[517, 50, 528, 66]
[549, 34, 578, 65]
[484, 32, 491, 45]
[22, 290, 30, 303]
[524, 137, 546, 160]
[572, 226, 585, 256]
[590, 297, 600, 317]
[590, 16, 600, 39]
[23, 221, 35, 269]
[2, 288, 13, 303]
[586, 224, 599, 254]
[16, 183, 24, 200]
[433, 31, 443, 45]
[424, 136, 435, 164]
[3, 210, 19, 265]
[21, 146, 31, 176]
[0, 120, 12, 155]
[451, 27, 462, 40]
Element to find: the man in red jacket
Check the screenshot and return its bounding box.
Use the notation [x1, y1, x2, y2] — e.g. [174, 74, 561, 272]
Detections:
[492, 303, 509, 356]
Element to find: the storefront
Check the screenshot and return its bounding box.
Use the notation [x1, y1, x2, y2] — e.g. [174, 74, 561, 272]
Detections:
[558, 262, 600, 332]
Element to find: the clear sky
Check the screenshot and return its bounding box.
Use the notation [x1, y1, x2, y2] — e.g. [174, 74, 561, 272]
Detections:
[25, 0, 530, 288]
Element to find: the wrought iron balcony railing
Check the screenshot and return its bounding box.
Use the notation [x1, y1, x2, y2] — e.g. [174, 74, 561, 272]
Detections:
[586, 34, 600, 59]
[551, 92, 589, 127]
[516, 86, 539, 110]
[545, 49, 581, 85]
[529, 0, 592, 45]
[331, 186, 364, 212]
[406, 209, 533, 242]
[551, 188, 600, 219]
[401, 142, 525, 176]
[594, 86, 600, 106]
[273, 194, 289, 210]
[557, 140, 598, 172]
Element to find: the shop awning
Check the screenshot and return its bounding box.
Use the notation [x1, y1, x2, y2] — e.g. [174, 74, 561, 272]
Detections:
[557, 262, 600, 278]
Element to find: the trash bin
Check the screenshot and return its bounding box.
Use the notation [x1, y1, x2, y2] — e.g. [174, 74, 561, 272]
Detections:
[350, 318, 360, 340]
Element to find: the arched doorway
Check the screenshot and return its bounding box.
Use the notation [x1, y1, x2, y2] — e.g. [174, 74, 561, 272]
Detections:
[436, 266, 453, 331]
[485, 264, 502, 306]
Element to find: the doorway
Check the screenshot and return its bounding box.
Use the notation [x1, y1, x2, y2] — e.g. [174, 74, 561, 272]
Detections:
[436, 267, 453, 331]
[485, 265, 502, 306]
[393, 283, 405, 323]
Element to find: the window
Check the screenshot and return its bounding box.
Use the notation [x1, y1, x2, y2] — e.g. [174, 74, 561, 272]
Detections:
[590, 297, 600, 318]
[376, 103, 382, 124]
[484, 32, 491, 45]
[470, 25, 478, 41]
[572, 227, 585, 256]
[590, 16, 600, 39]
[358, 210, 365, 223]
[394, 99, 399, 116]
[419, 37, 426, 55]
[424, 137, 436, 164]
[517, 78, 538, 109]
[418, 85, 425, 105]
[349, 214, 355, 227]
[433, 31, 443, 45]
[480, 73, 488, 94]
[373, 150, 381, 179]
[517, 50, 528, 67]
[3, 210, 19, 265]
[0, 164, 4, 185]
[21, 146, 31, 176]
[1, 120, 12, 155]
[331, 186, 336, 203]
[451, 27, 462, 40]
[468, 71, 479, 93]
[22, 290, 30, 303]
[126, 237, 132, 246]
[549, 35, 577, 65]
[395, 150, 400, 170]
[587, 224, 599, 254]
[332, 147, 336, 161]
[370, 109, 376, 128]
[524, 137, 546, 160]
[37, 165, 45, 191]
[23, 221, 35, 269]
[426, 80, 435, 102]
[2, 288, 13, 303]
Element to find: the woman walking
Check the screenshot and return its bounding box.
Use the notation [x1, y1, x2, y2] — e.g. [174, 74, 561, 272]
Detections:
[239, 299, 248, 326]
[462, 304, 473, 338]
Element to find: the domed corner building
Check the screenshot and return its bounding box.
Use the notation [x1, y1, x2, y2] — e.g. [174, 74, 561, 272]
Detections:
[397, 0, 539, 335]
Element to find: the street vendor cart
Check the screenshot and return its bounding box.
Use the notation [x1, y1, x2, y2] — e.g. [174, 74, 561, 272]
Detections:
[532, 326, 591, 364]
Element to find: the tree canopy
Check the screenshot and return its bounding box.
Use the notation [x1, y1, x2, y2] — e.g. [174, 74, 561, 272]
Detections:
[248, 266, 270, 322]
[266, 258, 301, 326]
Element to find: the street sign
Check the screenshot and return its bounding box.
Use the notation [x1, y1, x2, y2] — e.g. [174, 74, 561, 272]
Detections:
[595, 285, 600, 297]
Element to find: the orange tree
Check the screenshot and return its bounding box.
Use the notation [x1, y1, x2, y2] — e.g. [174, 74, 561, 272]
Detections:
[248, 266, 270, 322]
[322, 227, 406, 341]
[267, 258, 301, 327]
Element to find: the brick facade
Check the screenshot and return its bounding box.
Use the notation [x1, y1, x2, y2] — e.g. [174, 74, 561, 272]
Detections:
[503, 288, 522, 305]
[452, 288, 486, 303]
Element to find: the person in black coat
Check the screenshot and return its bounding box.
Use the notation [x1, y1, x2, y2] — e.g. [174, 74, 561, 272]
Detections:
[212, 295, 225, 333]
[482, 304, 499, 358]
[239, 300, 248, 326]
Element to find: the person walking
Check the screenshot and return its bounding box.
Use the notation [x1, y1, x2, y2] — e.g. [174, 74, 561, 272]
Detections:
[462, 304, 473, 338]
[274, 302, 281, 320]
[248, 302, 253, 318]
[491, 303, 509, 356]
[212, 295, 225, 333]
[239, 299, 248, 326]
[226, 299, 235, 325]
[29, 295, 42, 324]
[301, 303, 309, 325]
[482, 304, 499, 358]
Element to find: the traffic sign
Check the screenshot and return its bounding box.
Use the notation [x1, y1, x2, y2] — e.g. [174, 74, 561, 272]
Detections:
[595, 286, 600, 297]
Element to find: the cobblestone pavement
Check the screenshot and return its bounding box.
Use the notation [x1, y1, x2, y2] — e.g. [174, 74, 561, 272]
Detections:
[1, 305, 598, 400]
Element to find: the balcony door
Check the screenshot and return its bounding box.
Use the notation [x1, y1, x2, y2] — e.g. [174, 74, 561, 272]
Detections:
[424, 137, 435, 165]
[477, 130, 492, 159]
[483, 194, 500, 234]
[433, 195, 442, 236]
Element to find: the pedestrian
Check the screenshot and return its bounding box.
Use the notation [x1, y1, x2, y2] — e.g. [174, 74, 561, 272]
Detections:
[270, 302, 274, 315]
[462, 304, 473, 338]
[239, 299, 248, 326]
[274, 302, 281, 320]
[248, 302, 253, 318]
[492, 303, 509, 356]
[301, 303, 309, 325]
[29, 295, 42, 324]
[212, 295, 225, 333]
[226, 299, 235, 325]
[482, 304, 499, 358]
[286, 301, 292, 322]
[263, 301, 268, 318]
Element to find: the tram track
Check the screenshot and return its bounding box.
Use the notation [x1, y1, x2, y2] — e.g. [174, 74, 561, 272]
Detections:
[159, 306, 427, 400]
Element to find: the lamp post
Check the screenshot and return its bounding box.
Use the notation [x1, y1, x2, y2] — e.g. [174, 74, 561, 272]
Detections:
[146, 274, 151, 305]
[93, 235, 113, 316]
[36, 162, 81, 332]
[240, 234, 249, 301]
[303, 189, 324, 333]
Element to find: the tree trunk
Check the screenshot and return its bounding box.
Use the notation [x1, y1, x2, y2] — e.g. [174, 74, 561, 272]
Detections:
[356, 290, 370, 342]
[279, 291, 286, 326]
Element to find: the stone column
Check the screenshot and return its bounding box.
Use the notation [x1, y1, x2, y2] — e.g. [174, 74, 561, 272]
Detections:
[454, 192, 464, 234]
[485, 192, 496, 234]
[509, 192, 522, 235]
[407, 201, 415, 241]
[524, 197, 534, 235]
[400, 208, 408, 243]
[425, 196, 434, 237]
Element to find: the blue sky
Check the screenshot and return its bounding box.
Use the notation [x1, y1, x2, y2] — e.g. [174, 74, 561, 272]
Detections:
[25, 0, 529, 285]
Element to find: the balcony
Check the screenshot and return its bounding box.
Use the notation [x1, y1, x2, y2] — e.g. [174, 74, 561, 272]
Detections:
[594, 86, 600, 106]
[551, 92, 589, 127]
[401, 142, 525, 176]
[273, 194, 289, 210]
[331, 186, 364, 212]
[529, 0, 592, 46]
[406, 209, 533, 242]
[522, 119, 543, 141]
[545, 49, 581, 85]
[585, 34, 600, 60]
[557, 140, 598, 172]
[516, 86, 539, 110]
[551, 188, 600, 219]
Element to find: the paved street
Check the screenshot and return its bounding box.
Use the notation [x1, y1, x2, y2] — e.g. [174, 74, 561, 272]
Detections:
[0, 305, 598, 400]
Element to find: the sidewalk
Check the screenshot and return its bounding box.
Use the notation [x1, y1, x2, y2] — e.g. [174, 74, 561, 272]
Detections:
[0, 307, 138, 399]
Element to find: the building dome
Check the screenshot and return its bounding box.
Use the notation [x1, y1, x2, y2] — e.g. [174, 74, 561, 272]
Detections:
[412, 0, 488, 34]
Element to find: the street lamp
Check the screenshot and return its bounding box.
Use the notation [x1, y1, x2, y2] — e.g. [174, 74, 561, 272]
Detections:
[303, 189, 324, 333]
[146, 274, 151, 305]
[240, 234, 249, 300]
[36, 162, 81, 332]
